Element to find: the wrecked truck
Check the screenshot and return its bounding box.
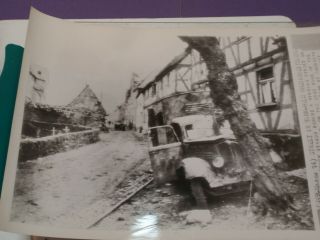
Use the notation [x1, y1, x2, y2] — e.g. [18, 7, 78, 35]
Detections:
[147, 114, 252, 208]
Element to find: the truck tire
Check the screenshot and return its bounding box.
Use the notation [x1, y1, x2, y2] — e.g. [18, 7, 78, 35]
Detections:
[190, 178, 208, 209]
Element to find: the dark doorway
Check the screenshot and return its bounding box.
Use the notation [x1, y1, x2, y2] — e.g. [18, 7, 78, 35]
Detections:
[148, 109, 156, 127]
[156, 111, 164, 126]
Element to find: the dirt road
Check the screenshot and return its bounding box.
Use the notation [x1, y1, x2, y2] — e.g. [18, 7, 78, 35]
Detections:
[11, 130, 315, 232]
[11, 131, 148, 227]
[95, 167, 314, 234]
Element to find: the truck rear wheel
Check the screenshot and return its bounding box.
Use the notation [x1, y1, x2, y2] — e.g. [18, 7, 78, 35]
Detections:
[190, 178, 208, 209]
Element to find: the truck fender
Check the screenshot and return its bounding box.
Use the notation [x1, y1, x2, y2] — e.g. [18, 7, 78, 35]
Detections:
[181, 157, 216, 183]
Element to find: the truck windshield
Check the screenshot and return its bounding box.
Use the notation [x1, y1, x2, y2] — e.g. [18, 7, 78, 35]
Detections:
[149, 126, 179, 147]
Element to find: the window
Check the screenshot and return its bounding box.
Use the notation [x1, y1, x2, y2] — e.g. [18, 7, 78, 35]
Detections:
[185, 124, 193, 131]
[144, 89, 149, 99]
[149, 126, 179, 147]
[151, 84, 156, 96]
[257, 66, 277, 106]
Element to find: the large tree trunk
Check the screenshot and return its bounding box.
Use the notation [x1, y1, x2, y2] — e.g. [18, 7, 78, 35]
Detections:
[180, 36, 293, 211]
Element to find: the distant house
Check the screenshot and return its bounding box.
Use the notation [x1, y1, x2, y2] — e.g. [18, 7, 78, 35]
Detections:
[115, 74, 143, 131]
[67, 84, 107, 127]
[22, 84, 107, 138]
[68, 84, 105, 113]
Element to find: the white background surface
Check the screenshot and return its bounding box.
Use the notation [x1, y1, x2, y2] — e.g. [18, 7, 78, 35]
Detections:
[0, 231, 29, 240]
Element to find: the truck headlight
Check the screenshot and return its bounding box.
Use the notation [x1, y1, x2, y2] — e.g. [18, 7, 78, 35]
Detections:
[212, 156, 225, 168]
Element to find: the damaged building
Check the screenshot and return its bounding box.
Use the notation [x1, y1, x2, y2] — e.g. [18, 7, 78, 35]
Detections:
[122, 36, 303, 169]
[220, 36, 302, 169]
[136, 48, 215, 129]
[20, 81, 107, 161]
[22, 84, 107, 138]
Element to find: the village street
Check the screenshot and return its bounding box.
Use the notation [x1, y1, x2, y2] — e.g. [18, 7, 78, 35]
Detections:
[11, 131, 149, 227]
[11, 130, 314, 232]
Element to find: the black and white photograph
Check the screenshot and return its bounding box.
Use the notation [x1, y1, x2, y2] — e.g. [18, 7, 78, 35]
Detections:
[3, 11, 316, 238]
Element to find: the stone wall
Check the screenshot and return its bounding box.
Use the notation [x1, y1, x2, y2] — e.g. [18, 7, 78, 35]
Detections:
[22, 121, 90, 138]
[22, 102, 105, 138]
[19, 129, 100, 162]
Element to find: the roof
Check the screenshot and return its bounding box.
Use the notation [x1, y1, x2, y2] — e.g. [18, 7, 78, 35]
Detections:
[67, 84, 107, 115]
[137, 68, 161, 89]
[137, 47, 191, 95]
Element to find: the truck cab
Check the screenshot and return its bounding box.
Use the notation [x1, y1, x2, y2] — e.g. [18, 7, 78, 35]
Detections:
[148, 114, 252, 207]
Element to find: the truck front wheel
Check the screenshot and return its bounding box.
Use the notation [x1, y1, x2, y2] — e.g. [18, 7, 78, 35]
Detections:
[190, 178, 208, 209]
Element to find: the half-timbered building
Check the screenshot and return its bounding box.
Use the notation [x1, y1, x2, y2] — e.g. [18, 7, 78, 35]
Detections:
[137, 48, 215, 130]
[221, 36, 299, 134]
[136, 36, 303, 168]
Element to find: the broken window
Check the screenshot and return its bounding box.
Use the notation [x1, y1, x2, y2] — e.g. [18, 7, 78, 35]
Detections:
[149, 126, 179, 147]
[257, 66, 277, 106]
[185, 124, 193, 131]
[148, 109, 156, 127]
